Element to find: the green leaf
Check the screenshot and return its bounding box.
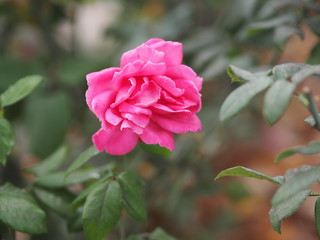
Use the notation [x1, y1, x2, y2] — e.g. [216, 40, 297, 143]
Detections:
[272, 63, 306, 80]
[66, 145, 100, 176]
[315, 197, 320, 238]
[219, 76, 273, 121]
[126, 236, 143, 240]
[263, 80, 296, 125]
[272, 166, 320, 207]
[32, 187, 76, 218]
[227, 65, 255, 82]
[83, 180, 123, 240]
[246, 14, 295, 34]
[25, 91, 71, 158]
[276, 141, 320, 162]
[35, 165, 112, 189]
[150, 228, 178, 240]
[140, 143, 172, 157]
[118, 171, 147, 221]
[291, 65, 320, 84]
[26, 145, 69, 176]
[70, 175, 113, 211]
[269, 189, 310, 233]
[0, 75, 42, 108]
[215, 166, 282, 186]
[0, 183, 47, 234]
[0, 117, 14, 166]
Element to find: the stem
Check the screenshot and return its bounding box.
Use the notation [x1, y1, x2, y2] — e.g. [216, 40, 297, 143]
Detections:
[310, 193, 320, 197]
[119, 219, 125, 240]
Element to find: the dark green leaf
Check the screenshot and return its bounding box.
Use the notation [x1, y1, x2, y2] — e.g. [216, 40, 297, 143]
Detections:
[57, 58, 104, 87]
[246, 14, 295, 34]
[0, 75, 42, 108]
[140, 143, 172, 157]
[35, 165, 112, 189]
[150, 228, 178, 240]
[269, 190, 310, 233]
[0, 184, 47, 234]
[272, 63, 306, 80]
[315, 197, 320, 238]
[272, 166, 320, 206]
[26, 145, 69, 176]
[291, 65, 320, 84]
[227, 65, 255, 82]
[118, 171, 147, 221]
[33, 187, 75, 218]
[215, 166, 281, 186]
[83, 180, 123, 240]
[66, 145, 100, 176]
[219, 76, 273, 121]
[0, 117, 14, 166]
[263, 80, 296, 125]
[126, 236, 143, 240]
[25, 91, 71, 158]
[276, 141, 320, 162]
[70, 175, 113, 211]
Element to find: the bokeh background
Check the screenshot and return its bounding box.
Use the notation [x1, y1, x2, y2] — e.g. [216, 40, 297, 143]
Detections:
[1, 0, 320, 239]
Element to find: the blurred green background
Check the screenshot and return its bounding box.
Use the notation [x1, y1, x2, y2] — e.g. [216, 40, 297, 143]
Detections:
[1, 0, 319, 239]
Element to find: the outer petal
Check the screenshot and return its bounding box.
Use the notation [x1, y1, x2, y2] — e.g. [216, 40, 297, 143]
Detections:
[88, 90, 116, 120]
[139, 121, 174, 151]
[86, 67, 119, 88]
[93, 127, 139, 155]
[151, 113, 201, 134]
[113, 61, 166, 88]
[86, 67, 119, 107]
[145, 38, 183, 66]
[120, 45, 165, 68]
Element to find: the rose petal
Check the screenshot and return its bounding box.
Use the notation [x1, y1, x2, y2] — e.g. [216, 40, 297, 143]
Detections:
[160, 91, 184, 105]
[88, 90, 117, 120]
[166, 65, 203, 91]
[151, 103, 189, 114]
[175, 79, 202, 112]
[145, 38, 183, 66]
[86, 67, 119, 90]
[121, 120, 143, 134]
[93, 127, 139, 155]
[130, 81, 161, 107]
[139, 61, 166, 76]
[152, 76, 184, 97]
[120, 45, 165, 68]
[105, 108, 123, 126]
[121, 112, 150, 128]
[113, 61, 166, 86]
[151, 112, 201, 133]
[118, 102, 152, 116]
[139, 121, 174, 151]
[111, 77, 136, 107]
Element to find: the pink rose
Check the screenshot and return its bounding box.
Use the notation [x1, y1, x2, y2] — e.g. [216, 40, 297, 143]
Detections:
[86, 38, 202, 155]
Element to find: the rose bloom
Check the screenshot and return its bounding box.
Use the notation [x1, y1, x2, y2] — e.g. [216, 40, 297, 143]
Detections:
[86, 38, 202, 155]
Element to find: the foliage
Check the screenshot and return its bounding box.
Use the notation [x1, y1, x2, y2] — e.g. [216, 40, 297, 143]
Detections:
[217, 62, 320, 234]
